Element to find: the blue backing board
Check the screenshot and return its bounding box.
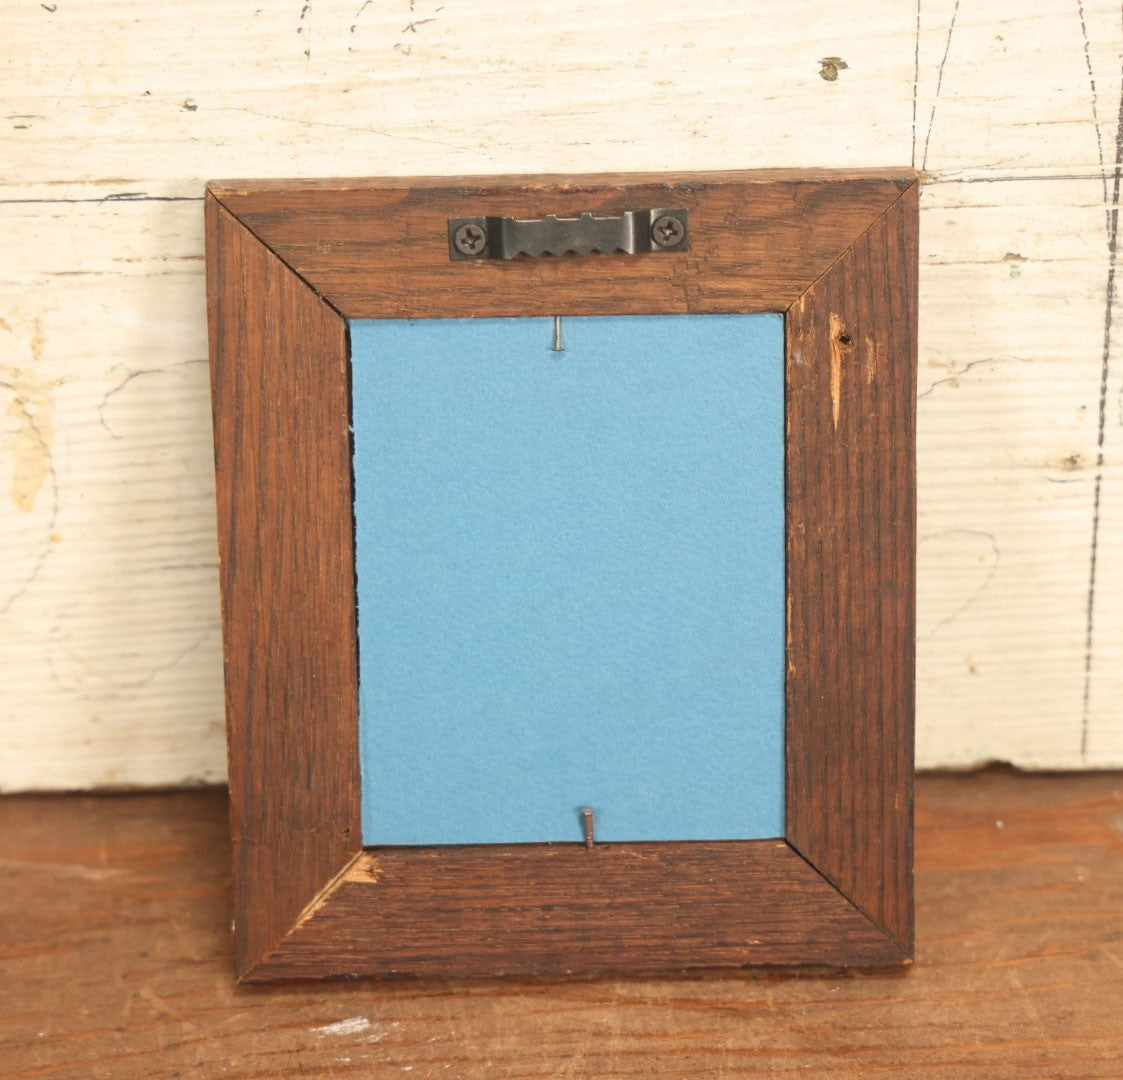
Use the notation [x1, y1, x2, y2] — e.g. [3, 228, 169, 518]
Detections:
[351, 314, 785, 846]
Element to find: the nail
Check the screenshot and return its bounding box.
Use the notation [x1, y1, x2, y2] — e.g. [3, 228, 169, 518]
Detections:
[581, 806, 595, 848]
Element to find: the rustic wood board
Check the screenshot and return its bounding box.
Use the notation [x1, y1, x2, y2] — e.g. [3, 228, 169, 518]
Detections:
[1, 771, 1121, 1077]
[2, 0, 1123, 787]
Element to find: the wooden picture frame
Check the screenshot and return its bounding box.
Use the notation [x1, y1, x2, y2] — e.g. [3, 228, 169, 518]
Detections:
[205, 170, 917, 983]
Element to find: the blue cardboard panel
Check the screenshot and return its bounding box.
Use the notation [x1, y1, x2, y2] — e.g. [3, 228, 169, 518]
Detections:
[351, 314, 785, 845]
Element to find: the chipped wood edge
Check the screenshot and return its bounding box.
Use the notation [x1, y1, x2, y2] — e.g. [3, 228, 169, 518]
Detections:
[784, 181, 918, 955]
[243, 843, 909, 983]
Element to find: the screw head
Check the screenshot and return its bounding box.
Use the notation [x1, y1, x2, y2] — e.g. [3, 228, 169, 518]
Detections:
[453, 222, 487, 256]
[651, 214, 685, 248]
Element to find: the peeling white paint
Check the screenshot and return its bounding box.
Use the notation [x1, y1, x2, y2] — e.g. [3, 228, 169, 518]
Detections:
[1, 0, 1122, 784]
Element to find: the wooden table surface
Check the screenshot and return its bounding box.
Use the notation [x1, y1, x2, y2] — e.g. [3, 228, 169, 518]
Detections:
[2, 770, 1121, 1079]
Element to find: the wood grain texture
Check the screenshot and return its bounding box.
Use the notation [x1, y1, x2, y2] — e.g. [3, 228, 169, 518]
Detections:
[0, 196, 227, 792]
[210, 171, 913, 318]
[208, 172, 915, 979]
[205, 197, 360, 976]
[0, 3, 919, 198]
[785, 186, 917, 951]
[915, 178, 1109, 769]
[2, 771, 1121, 1079]
[251, 843, 904, 981]
[4, 0, 1123, 791]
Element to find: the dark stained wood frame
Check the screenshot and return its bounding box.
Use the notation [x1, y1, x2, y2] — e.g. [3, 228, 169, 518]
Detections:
[205, 170, 917, 983]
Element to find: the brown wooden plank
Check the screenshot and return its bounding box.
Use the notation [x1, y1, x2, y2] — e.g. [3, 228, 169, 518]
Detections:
[206, 196, 361, 977]
[3, 772, 1122, 1079]
[209, 171, 913, 319]
[784, 184, 918, 950]
[249, 842, 904, 981]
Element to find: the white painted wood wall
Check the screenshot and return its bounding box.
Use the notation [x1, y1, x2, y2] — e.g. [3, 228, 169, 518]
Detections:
[2, 0, 1121, 789]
